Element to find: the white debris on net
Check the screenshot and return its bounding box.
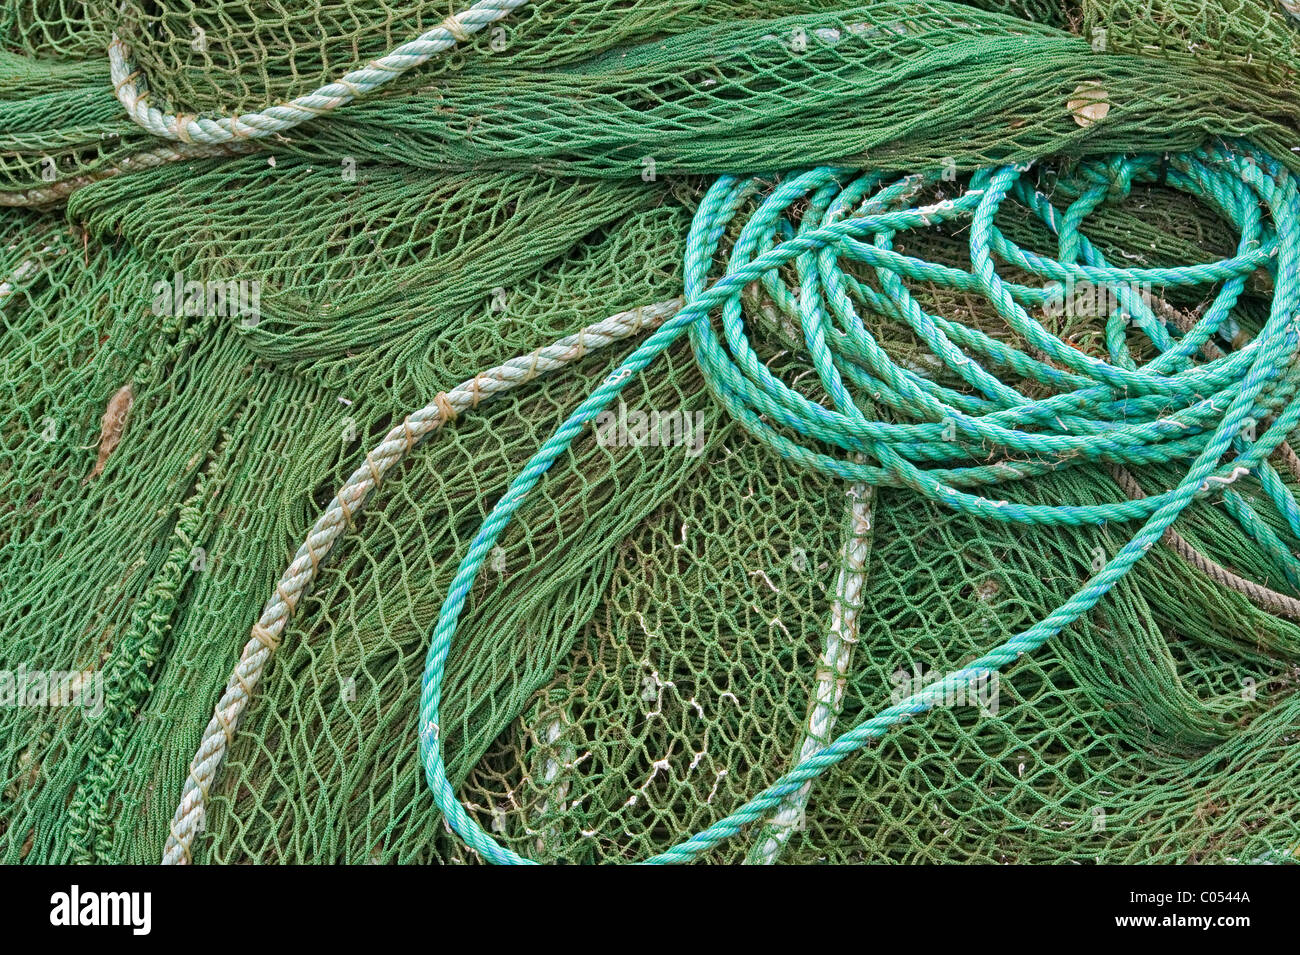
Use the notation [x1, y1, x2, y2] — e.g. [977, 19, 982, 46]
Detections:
[625, 757, 673, 808]
[706, 769, 728, 805]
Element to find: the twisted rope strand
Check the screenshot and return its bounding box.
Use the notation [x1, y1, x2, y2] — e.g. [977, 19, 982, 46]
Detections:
[745, 479, 873, 864]
[0, 141, 257, 208]
[110, 0, 529, 145]
[161, 299, 679, 864]
[4, 2, 528, 207]
[1110, 466, 1300, 620]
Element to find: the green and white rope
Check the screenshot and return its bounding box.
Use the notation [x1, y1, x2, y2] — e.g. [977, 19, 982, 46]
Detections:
[160, 299, 679, 864]
[6, 0, 525, 206]
[745, 479, 873, 865]
[110, 0, 529, 145]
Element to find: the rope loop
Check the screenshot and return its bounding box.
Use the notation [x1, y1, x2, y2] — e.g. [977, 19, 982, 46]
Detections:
[415, 140, 1300, 863]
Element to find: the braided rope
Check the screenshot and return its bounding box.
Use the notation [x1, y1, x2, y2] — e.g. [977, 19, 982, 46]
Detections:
[110, 0, 529, 145]
[6, 1, 524, 207]
[160, 299, 679, 864]
[0, 256, 47, 302]
[413, 142, 1300, 863]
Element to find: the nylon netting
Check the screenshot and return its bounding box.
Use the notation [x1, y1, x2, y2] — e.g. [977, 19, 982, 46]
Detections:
[1, 0, 1298, 864]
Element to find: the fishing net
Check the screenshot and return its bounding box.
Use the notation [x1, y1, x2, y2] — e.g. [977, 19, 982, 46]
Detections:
[1, 0, 1298, 865]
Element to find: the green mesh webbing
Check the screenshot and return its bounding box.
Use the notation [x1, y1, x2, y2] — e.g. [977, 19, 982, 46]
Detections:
[1, 0, 1298, 864]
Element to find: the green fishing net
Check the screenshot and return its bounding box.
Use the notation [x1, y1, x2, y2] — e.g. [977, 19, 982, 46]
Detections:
[1, 0, 1298, 864]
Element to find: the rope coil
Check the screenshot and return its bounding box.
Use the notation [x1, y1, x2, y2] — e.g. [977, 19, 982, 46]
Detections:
[415, 141, 1300, 863]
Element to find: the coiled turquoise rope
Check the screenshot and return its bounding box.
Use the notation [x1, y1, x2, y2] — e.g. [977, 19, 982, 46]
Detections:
[418, 141, 1300, 863]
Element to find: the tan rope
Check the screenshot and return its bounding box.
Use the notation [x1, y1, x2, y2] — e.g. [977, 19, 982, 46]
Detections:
[160, 298, 682, 864]
[1110, 466, 1300, 620]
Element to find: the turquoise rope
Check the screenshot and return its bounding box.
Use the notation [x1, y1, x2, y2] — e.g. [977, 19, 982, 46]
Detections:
[417, 141, 1300, 863]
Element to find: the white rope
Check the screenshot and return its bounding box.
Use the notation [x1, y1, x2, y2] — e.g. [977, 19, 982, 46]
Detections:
[745, 480, 873, 864]
[0, 232, 68, 303]
[111, 0, 530, 144]
[0, 257, 43, 302]
[532, 715, 577, 855]
[9, 0, 522, 205]
[161, 299, 681, 864]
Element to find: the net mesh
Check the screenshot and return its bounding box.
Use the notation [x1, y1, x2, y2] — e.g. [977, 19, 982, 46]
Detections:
[0, 0, 1298, 864]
